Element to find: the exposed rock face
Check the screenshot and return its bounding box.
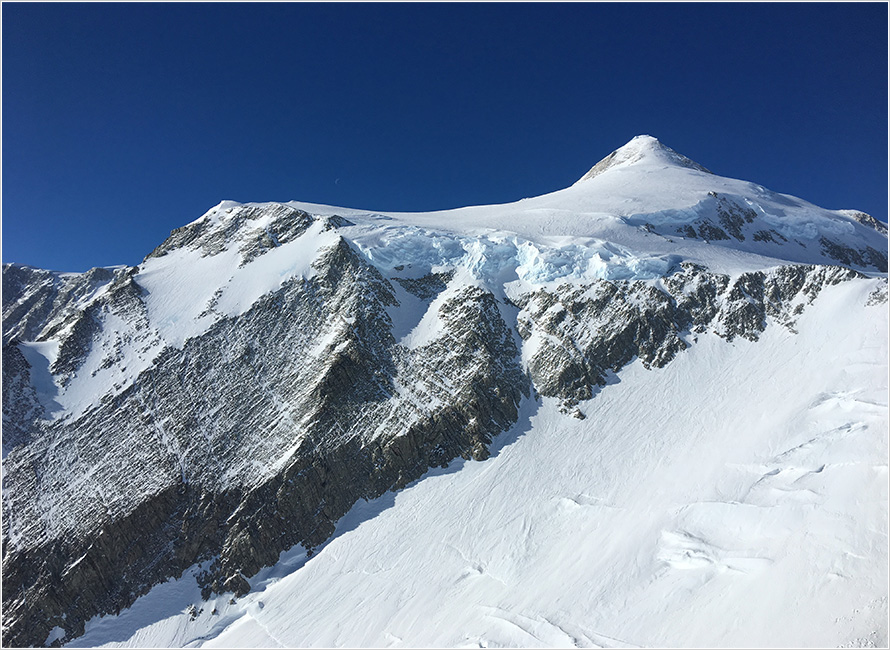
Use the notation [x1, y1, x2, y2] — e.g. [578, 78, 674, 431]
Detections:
[516, 280, 688, 405]
[393, 271, 454, 299]
[1, 227, 528, 646]
[819, 236, 888, 273]
[2, 264, 121, 347]
[648, 192, 888, 272]
[867, 278, 888, 306]
[0, 197, 883, 647]
[144, 203, 352, 264]
[839, 209, 888, 236]
[670, 193, 779, 244]
[2, 344, 42, 454]
[514, 263, 863, 408]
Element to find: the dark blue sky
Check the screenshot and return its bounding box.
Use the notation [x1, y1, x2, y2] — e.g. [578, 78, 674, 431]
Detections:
[3, 3, 887, 272]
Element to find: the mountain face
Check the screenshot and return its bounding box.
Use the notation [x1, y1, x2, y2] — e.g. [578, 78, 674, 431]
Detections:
[2, 136, 887, 648]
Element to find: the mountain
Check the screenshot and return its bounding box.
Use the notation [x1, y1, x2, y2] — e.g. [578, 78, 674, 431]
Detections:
[2, 136, 887, 648]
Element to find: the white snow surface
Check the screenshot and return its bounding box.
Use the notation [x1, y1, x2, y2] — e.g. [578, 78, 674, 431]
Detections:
[270, 135, 886, 279]
[137, 218, 339, 348]
[173, 135, 887, 289]
[67, 276, 888, 649]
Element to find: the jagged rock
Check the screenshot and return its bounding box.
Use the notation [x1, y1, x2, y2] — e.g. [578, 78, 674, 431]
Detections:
[514, 264, 864, 406]
[819, 236, 888, 273]
[393, 271, 454, 299]
[839, 210, 888, 235]
[753, 229, 788, 243]
[867, 278, 888, 306]
[697, 221, 730, 241]
[710, 192, 757, 241]
[2, 343, 42, 456]
[516, 279, 687, 405]
[2, 264, 121, 346]
[2, 236, 527, 646]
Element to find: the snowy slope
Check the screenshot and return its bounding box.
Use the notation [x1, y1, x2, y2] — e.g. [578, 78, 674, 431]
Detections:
[3, 135, 887, 648]
[67, 272, 888, 649]
[282, 134, 887, 276]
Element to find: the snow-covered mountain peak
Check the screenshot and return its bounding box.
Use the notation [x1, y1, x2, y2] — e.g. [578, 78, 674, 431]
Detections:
[576, 134, 712, 183]
[3, 136, 888, 649]
[122, 135, 887, 287]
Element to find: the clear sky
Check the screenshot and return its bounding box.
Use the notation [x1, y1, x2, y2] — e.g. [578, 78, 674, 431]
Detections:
[3, 2, 887, 272]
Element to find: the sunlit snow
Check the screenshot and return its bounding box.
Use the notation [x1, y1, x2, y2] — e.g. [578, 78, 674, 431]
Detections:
[67, 277, 888, 648]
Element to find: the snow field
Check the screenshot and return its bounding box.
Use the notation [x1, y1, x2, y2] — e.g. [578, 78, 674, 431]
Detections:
[138, 218, 339, 347]
[68, 277, 888, 648]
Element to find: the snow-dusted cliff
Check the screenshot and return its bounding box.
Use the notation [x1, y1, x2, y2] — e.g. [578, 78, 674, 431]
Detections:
[2, 136, 887, 647]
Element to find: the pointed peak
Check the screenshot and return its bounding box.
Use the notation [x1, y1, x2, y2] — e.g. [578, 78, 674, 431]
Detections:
[620, 134, 666, 151]
[575, 135, 712, 184]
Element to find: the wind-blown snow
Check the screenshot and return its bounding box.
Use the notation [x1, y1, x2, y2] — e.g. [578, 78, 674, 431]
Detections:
[67, 276, 888, 649]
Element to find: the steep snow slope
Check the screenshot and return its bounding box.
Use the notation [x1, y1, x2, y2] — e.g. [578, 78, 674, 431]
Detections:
[68, 273, 887, 648]
[3, 136, 887, 648]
